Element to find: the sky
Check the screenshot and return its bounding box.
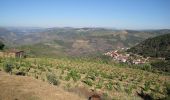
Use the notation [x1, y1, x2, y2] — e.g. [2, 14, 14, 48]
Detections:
[0, 0, 170, 29]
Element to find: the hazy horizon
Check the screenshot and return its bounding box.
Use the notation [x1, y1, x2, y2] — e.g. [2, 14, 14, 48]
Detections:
[1, 0, 170, 29]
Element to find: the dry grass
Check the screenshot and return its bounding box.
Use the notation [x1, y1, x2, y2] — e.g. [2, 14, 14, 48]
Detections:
[0, 71, 85, 100]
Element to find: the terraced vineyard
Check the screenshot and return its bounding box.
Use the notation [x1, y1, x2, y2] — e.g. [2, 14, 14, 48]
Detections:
[0, 57, 170, 100]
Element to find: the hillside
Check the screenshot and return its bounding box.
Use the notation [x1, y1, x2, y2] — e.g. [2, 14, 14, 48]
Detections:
[0, 57, 170, 100]
[127, 33, 170, 59]
[0, 71, 85, 100]
[127, 33, 170, 72]
[0, 27, 18, 46]
[1, 27, 170, 56]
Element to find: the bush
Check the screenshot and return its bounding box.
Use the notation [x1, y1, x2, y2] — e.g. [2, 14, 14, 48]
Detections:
[105, 81, 113, 91]
[3, 63, 13, 73]
[86, 72, 96, 81]
[46, 73, 60, 86]
[162, 83, 170, 100]
[141, 63, 152, 71]
[0, 41, 5, 50]
[166, 83, 170, 95]
[82, 79, 93, 86]
[143, 81, 151, 91]
[67, 69, 81, 82]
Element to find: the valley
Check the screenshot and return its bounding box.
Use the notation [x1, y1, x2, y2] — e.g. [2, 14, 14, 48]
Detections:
[0, 27, 170, 100]
[1, 27, 170, 57]
[1, 0, 170, 100]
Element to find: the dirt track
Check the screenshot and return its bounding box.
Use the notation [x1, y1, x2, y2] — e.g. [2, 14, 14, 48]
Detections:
[0, 71, 85, 100]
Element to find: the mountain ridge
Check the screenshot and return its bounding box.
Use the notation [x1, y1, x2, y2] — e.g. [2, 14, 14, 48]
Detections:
[1, 27, 170, 56]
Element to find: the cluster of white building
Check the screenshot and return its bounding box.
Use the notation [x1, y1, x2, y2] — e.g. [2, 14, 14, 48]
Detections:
[104, 50, 147, 64]
[104, 50, 129, 63]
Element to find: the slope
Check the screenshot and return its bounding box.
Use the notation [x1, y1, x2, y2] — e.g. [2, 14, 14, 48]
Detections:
[0, 71, 85, 100]
[1, 57, 170, 100]
[127, 33, 170, 59]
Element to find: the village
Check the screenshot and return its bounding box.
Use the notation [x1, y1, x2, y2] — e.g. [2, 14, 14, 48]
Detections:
[104, 48, 149, 65]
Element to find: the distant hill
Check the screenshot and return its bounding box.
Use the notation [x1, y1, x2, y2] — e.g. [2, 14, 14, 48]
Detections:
[127, 33, 170, 59]
[0, 27, 18, 46]
[0, 27, 46, 46]
[1, 27, 170, 56]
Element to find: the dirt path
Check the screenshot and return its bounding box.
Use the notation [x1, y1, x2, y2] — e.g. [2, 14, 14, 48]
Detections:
[0, 71, 85, 100]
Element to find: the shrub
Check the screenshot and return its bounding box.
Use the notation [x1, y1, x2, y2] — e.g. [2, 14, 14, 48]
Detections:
[141, 63, 152, 71]
[86, 72, 96, 81]
[165, 83, 170, 95]
[163, 83, 170, 100]
[101, 72, 110, 79]
[3, 63, 13, 73]
[154, 84, 160, 93]
[67, 69, 81, 82]
[0, 41, 5, 50]
[82, 79, 93, 86]
[143, 81, 151, 91]
[46, 73, 60, 86]
[105, 81, 113, 91]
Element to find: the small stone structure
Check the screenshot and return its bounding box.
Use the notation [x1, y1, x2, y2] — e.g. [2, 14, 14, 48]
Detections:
[0, 49, 25, 58]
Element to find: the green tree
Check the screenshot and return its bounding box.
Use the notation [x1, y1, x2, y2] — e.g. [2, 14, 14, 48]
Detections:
[0, 41, 5, 50]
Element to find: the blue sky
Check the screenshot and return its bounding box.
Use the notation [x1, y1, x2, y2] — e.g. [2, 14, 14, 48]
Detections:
[0, 0, 170, 29]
